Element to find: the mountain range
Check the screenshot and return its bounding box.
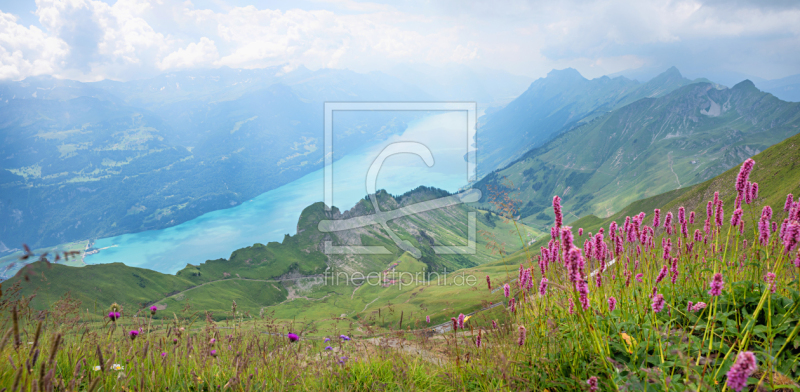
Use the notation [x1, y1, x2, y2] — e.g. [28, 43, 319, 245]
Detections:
[0, 65, 529, 252]
[475, 73, 800, 231]
[474, 67, 713, 174]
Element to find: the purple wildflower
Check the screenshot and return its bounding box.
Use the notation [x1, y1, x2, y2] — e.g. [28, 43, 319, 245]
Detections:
[340, 334, 351, 341]
[210, 349, 217, 357]
[150, 305, 158, 315]
[426, 315, 430, 323]
[655, 265, 668, 284]
[651, 294, 665, 313]
[608, 297, 617, 312]
[715, 203, 724, 227]
[687, 301, 693, 312]
[553, 195, 563, 229]
[492, 320, 498, 329]
[108, 311, 120, 322]
[726, 351, 757, 392]
[129, 330, 139, 340]
[691, 302, 707, 312]
[678, 207, 686, 224]
[785, 194, 794, 212]
[577, 280, 590, 310]
[664, 212, 673, 229]
[670, 258, 679, 285]
[518, 325, 527, 346]
[578, 228, 584, 236]
[161, 352, 167, 358]
[486, 275, 491, 290]
[635, 273, 643, 283]
[476, 330, 482, 348]
[538, 278, 548, 296]
[708, 273, 724, 296]
[653, 209, 661, 228]
[764, 272, 776, 293]
[503, 283, 510, 298]
[783, 222, 800, 254]
[458, 313, 465, 329]
[689, 211, 695, 224]
[731, 208, 743, 227]
[324, 337, 330, 342]
[587, 376, 599, 392]
[287, 333, 299, 342]
[750, 182, 759, 202]
[568, 297, 575, 314]
[562, 226, 574, 252]
[735, 159, 755, 194]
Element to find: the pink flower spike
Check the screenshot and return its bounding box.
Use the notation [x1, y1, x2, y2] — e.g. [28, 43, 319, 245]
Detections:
[726, 351, 757, 392]
[608, 297, 617, 312]
[517, 325, 527, 346]
[503, 283, 510, 298]
[651, 294, 665, 313]
[735, 158, 755, 193]
[538, 278, 548, 296]
[587, 376, 599, 392]
[708, 273, 724, 296]
[553, 196, 563, 229]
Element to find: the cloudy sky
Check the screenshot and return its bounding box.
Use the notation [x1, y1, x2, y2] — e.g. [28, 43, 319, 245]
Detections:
[0, 0, 798, 82]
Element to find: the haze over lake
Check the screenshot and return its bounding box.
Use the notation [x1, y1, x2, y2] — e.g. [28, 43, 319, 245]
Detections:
[86, 112, 471, 273]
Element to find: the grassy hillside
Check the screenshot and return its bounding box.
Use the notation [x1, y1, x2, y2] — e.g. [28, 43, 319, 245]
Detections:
[6, 186, 539, 319]
[539, 128, 800, 248]
[478, 80, 800, 233]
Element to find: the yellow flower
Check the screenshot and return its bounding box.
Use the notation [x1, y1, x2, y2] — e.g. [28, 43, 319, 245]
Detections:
[620, 332, 637, 354]
[112, 364, 124, 371]
[463, 315, 472, 324]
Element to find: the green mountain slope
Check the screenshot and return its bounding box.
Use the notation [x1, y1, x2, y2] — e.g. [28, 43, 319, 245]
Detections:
[477, 80, 800, 231]
[476, 67, 699, 174]
[557, 129, 800, 244]
[6, 186, 538, 317]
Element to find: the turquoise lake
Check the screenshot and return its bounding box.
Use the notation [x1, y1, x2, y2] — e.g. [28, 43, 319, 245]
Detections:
[86, 112, 473, 273]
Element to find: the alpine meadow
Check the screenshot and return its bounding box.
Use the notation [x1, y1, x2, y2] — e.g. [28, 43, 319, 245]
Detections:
[1, 1, 800, 391]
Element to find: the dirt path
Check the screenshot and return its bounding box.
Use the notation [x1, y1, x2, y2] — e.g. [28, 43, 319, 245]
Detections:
[668, 151, 682, 188]
[153, 276, 322, 304]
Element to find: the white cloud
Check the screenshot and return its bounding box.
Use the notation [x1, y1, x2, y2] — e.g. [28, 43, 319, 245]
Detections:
[0, 11, 68, 80]
[158, 36, 218, 69]
[0, 0, 797, 81]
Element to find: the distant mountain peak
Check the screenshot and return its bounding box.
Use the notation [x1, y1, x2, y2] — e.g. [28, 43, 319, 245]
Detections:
[545, 68, 586, 81]
[650, 66, 684, 81]
[733, 79, 758, 91]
